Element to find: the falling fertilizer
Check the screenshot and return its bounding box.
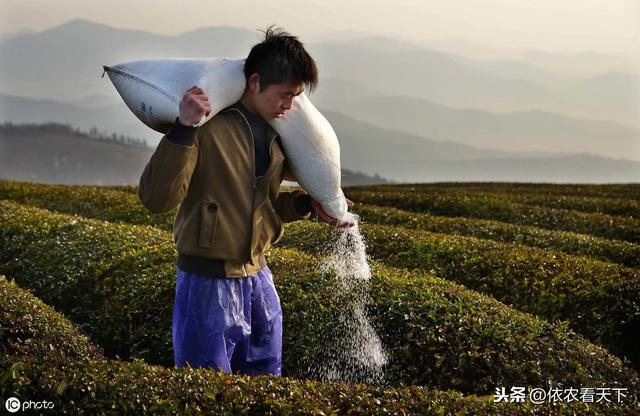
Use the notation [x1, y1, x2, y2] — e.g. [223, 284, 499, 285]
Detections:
[304, 212, 388, 385]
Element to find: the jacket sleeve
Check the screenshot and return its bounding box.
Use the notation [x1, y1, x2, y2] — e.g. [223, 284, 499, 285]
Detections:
[137, 118, 199, 214]
[282, 157, 297, 182]
[275, 159, 313, 223]
[275, 189, 313, 223]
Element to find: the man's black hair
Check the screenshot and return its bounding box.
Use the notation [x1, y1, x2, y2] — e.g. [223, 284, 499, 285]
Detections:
[244, 24, 318, 94]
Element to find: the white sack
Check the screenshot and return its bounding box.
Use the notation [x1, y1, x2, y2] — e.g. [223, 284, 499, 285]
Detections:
[101, 58, 245, 132]
[268, 92, 347, 220]
[102, 58, 348, 219]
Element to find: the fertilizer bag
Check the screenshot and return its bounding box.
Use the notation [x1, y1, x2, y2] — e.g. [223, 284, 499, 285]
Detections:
[102, 58, 348, 219]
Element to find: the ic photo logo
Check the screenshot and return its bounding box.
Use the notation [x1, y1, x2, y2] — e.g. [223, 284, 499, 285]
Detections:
[4, 396, 55, 412]
[5, 397, 20, 413]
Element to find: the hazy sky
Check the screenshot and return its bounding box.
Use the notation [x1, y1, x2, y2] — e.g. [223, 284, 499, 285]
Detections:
[1, 0, 639, 54]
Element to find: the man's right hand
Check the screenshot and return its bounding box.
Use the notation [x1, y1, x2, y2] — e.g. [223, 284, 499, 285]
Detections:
[178, 85, 212, 126]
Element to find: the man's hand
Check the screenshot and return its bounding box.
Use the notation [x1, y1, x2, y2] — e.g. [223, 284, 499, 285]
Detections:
[178, 85, 212, 126]
[310, 198, 356, 228]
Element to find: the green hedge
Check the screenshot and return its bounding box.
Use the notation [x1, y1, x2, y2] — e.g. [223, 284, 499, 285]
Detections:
[3, 179, 638, 269]
[1, 180, 638, 368]
[0, 276, 105, 368]
[351, 204, 640, 268]
[0, 179, 175, 229]
[350, 184, 640, 218]
[7, 275, 590, 416]
[343, 189, 640, 244]
[350, 183, 640, 202]
[473, 191, 639, 219]
[279, 220, 640, 371]
[1, 200, 639, 400]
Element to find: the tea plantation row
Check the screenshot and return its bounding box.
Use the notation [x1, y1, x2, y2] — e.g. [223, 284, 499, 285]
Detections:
[1, 200, 639, 401]
[352, 185, 640, 218]
[343, 189, 640, 244]
[1, 181, 637, 369]
[4, 274, 561, 415]
[279, 220, 640, 371]
[2, 180, 637, 266]
[351, 204, 640, 268]
[354, 183, 640, 201]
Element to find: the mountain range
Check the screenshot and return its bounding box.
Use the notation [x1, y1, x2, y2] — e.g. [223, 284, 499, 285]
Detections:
[0, 18, 638, 183]
[0, 122, 392, 187]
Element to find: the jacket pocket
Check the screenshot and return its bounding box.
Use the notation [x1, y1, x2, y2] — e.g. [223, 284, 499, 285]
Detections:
[262, 201, 284, 246]
[198, 201, 219, 248]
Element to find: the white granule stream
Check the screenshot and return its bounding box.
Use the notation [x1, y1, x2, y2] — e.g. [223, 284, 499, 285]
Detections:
[305, 212, 388, 385]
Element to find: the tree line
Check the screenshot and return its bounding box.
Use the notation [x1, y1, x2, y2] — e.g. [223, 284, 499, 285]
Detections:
[0, 121, 151, 149]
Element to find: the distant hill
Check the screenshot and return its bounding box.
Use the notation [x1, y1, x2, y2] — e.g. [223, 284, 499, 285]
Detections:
[0, 122, 391, 186]
[307, 40, 640, 128]
[0, 92, 161, 147]
[1, 92, 553, 175]
[378, 154, 640, 183]
[312, 79, 640, 162]
[1, 18, 638, 127]
[420, 37, 640, 76]
[0, 28, 34, 41]
[1, 121, 637, 184]
[339, 170, 393, 186]
[0, 122, 152, 185]
[1, 19, 637, 182]
[1, 121, 150, 149]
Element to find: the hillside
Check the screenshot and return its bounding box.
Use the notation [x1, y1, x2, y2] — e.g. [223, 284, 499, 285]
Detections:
[0, 122, 391, 186]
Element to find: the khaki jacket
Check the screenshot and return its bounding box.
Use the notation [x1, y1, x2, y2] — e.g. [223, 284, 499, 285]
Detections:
[137, 106, 311, 277]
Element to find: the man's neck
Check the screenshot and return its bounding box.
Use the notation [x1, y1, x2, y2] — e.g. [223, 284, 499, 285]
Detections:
[239, 93, 258, 114]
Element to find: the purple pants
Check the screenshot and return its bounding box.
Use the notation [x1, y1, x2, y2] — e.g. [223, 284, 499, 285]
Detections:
[172, 264, 283, 376]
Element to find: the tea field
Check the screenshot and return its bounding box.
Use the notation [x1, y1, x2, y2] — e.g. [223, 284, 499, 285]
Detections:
[1, 179, 639, 415]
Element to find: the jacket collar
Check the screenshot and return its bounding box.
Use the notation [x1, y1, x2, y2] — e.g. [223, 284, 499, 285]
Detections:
[222, 106, 279, 144]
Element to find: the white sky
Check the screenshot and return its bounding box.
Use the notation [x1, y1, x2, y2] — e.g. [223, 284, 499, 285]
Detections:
[1, 0, 639, 54]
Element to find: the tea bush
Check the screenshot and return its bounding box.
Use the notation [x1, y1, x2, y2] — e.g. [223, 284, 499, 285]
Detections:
[3, 179, 637, 268]
[279, 220, 640, 371]
[0, 179, 174, 229]
[354, 184, 640, 218]
[1, 200, 639, 399]
[344, 189, 640, 244]
[355, 182, 640, 201]
[1, 182, 638, 369]
[351, 204, 640, 268]
[6, 274, 583, 416]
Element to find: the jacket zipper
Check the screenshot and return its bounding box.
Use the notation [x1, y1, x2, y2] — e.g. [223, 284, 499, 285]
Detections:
[223, 107, 279, 273]
[227, 108, 258, 270]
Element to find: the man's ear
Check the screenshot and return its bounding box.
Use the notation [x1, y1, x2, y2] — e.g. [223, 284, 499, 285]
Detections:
[249, 73, 260, 92]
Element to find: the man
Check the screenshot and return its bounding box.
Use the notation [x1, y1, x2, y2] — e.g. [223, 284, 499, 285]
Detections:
[137, 25, 354, 376]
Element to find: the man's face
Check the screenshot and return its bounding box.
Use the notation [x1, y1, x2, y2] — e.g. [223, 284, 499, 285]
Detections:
[246, 73, 304, 120]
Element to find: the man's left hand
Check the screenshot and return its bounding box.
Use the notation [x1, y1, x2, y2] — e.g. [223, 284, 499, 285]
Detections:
[310, 198, 355, 228]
